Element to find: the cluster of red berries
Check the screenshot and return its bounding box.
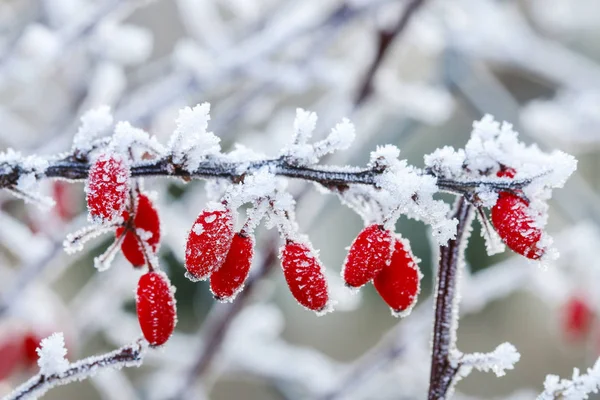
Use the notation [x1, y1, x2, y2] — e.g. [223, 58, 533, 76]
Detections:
[86, 154, 176, 346]
[184, 204, 330, 312]
[343, 224, 421, 314]
[490, 167, 544, 260]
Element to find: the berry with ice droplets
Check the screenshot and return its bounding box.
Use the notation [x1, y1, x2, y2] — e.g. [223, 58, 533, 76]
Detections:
[491, 192, 544, 259]
[116, 193, 161, 267]
[497, 166, 517, 178]
[185, 203, 234, 281]
[210, 232, 254, 301]
[373, 237, 420, 315]
[563, 296, 594, 340]
[342, 224, 393, 288]
[136, 271, 177, 346]
[85, 154, 130, 223]
[281, 240, 329, 312]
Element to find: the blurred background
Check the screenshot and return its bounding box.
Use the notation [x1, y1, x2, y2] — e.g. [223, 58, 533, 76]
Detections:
[1, 0, 600, 398]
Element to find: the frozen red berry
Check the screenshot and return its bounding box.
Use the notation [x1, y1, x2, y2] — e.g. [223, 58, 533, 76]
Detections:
[136, 271, 177, 346]
[210, 232, 254, 301]
[185, 203, 234, 281]
[373, 236, 420, 315]
[86, 154, 130, 223]
[563, 296, 594, 339]
[116, 194, 161, 267]
[342, 224, 393, 288]
[22, 332, 42, 366]
[491, 192, 544, 259]
[281, 240, 329, 312]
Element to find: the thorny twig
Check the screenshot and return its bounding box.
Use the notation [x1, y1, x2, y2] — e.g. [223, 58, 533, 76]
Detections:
[428, 198, 474, 400]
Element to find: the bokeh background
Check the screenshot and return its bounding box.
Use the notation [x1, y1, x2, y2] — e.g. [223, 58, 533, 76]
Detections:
[1, 0, 600, 399]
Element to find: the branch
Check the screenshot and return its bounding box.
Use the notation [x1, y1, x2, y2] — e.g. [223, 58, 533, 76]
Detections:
[4, 339, 147, 400]
[354, 0, 427, 106]
[0, 154, 533, 198]
[428, 197, 474, 400]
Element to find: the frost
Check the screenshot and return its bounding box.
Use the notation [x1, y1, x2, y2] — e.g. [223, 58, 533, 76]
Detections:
[455, 342, 520, 378]
[0, 148, 53, 209]
[111, 121, 166, 159]
[168, 103, 221, 172]
[37, 332, 69, 376]
[72, 106, 113, 153]
[292, 108, 317, 144]
[538, 358, 600, 400]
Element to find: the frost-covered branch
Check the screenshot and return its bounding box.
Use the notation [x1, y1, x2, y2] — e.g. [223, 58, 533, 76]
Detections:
[428, 198, 474, 400]
[5, 335, 146, 400]
[454, 343, 520, 379]
[538, 358, 600, 400]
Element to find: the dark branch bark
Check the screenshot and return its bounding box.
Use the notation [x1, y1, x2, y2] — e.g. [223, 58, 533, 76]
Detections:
[354, 0, 427, 106]
[428, 197, 474, 400]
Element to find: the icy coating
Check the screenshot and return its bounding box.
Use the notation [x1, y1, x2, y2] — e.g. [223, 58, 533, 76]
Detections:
[538, 358, 600, 399]
[37, 332, 69, 376]
[185, 202, 235, 281]
[373, 235, 422, 317]
[280, 240, 330, 314]
[454, 342, 521, 379]
[210, 232, 255, 302]
[343, 224, 394, 288]
[136, 271, 177, 347]
[85, 153, 131, 224]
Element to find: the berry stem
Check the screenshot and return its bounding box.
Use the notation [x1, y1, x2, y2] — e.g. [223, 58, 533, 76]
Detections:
[428, 197, 474, 400]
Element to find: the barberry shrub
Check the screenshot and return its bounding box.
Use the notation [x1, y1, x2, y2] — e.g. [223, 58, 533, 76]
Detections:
[0, 102, 584, 400]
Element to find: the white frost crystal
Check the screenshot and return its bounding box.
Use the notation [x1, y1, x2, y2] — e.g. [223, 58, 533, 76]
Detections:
[538, 358, 600, 400]
[37, 332, 69, 376]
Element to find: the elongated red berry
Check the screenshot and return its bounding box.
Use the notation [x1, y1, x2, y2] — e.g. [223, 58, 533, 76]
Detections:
[86, 154, 130, 223]
[210, 232, 254, 301]
[491, 192, 543, 259]
[281, 240, 329, 312]
[373, 236, 421, 315]
[136, 271, 177, 346]
[0, 335, 23, 380]
[116, 194, 161, 267]
[185, 203, 234, 281]
[342, 224, 393, 288]
[563, 296, 594, 339]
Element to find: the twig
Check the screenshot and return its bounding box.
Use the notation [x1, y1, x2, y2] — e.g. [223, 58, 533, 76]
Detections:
[170, 239, 279, 400]
[4, 339, 147, 400]
[354, 0, 427, 106]
[428, 197, 474, 399]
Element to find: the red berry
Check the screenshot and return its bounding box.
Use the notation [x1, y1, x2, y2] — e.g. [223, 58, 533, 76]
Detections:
[373, 237, 420, 315]
[0, 335, 24, 380]
[281, 240, 329, 312]
[22, 332, 42, 366]
[185, 203, 234, 281]
[86, 154, 130, 223]
[136, 271, 177, 346]
[491, 192, 544, 259]
[563, 296, 594, 339]
[497, 166, 517, 178]
[210, 232, 254, 301]
[116, 194, 161, 267]
[342, 224, 393, 288]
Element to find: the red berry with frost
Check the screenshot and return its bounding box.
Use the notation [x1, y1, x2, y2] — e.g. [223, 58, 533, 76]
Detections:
[563, 296, 594, 339]
[342, 224, 393, 288]
[86, 154, 130, 223]
[22, 332, 42, 366]
[136, 271, 177, 346]
[281, 240, 329, 312]
[185, 203, 234, 281]
[210, 232, 254, 301]
[116, 194, 161, 267]
[373, 237, 420, 315]
[491, 192, 544, 259]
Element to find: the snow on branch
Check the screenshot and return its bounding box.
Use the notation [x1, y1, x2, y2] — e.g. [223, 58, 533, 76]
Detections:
[5, 336, 147, 400]
[453, 342, 520, 379]
[538, 358, 600, 400]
